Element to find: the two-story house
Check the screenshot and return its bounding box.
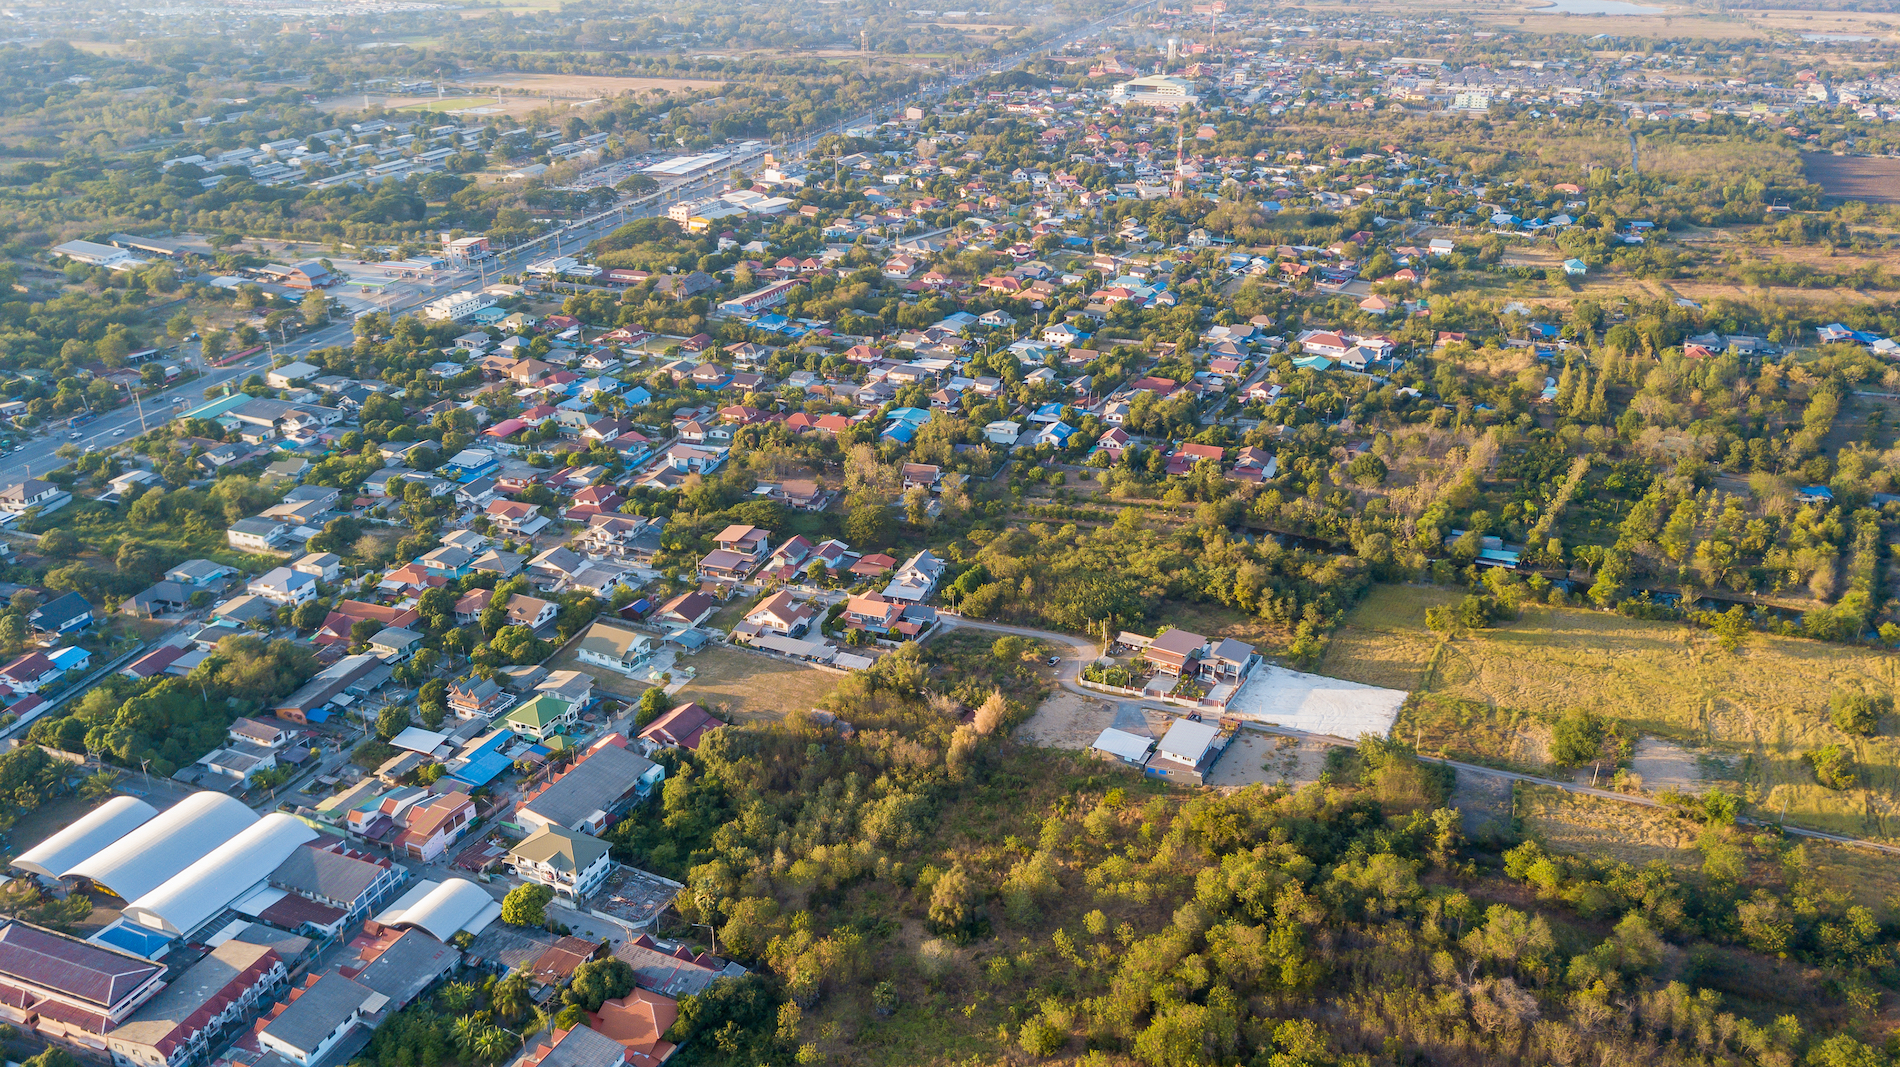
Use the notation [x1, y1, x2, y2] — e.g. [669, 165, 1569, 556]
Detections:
[506, 826, 613, 901]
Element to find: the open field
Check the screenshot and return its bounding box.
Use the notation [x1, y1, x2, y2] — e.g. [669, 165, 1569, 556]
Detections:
[316, 75, 726, 118]
[1803, 152, 1900, 205]
[1323, 584, 1900, 838]
[676, 646, 841, 723]
[481, 73, 729, 97]
[1014, 689, 1173, 749]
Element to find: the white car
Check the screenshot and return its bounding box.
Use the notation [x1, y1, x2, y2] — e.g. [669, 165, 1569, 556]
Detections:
[67, 432, 80, 439]
[112, 428, 125, 436]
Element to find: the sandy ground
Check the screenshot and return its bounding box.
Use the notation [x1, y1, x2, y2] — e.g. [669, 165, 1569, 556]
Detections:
[1015, 689, 1174, 749]
[1629, 736, 1704, 792]
[1205, 729, 1332, 789]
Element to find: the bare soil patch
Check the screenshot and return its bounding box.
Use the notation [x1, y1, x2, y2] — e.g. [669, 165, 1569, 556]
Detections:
[1015, 690, 1173, 749]
[1630, 736, 1703, 792]
[1804, 152, 1900, 205]
[1205, 729, 1331, 789]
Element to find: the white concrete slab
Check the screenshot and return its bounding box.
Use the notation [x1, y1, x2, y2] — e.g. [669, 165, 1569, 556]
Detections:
[1223, 664, 1406, 739]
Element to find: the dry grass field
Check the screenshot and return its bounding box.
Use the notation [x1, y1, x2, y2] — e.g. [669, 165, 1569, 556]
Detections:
[318, 74, 727, 118]
[677, 646, 842, 724]
[1323, 584, 1900, 838]
[1516, 783, 1704, 869]
[1517, 783, 1900, 909]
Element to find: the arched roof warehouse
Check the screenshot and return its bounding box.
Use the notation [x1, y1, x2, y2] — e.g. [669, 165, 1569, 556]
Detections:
[374, 878, 501, 942]
[122, 813, 319, 937]
[13, 796, 157, 878]
[65, 792, 258, 902]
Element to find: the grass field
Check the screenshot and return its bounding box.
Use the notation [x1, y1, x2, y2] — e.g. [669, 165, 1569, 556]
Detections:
[391, 96, 503, 113]
[677, 646, 842, 723]
[1323, 584, 1900, 838]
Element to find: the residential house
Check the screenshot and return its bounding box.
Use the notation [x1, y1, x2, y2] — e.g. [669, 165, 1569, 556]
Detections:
[448, 677, 515, 721]
[575, 623, 654, 677]
[741, 592, 814, 636]
[488, 500, 550, 537]
[227, 517, 290, 553]
[0, 651, 63, 695]
[29, 592, 93, 636]
[881, 550, 944, 604]
[507, 827, 613, 901]
[1198, 637, 1257, 685]
[504, 694, 578, 742]
[1146, 628, 1206, 677]
[514, 736, 662, 835]
[249, 567, 318, 606]
[843, 596, 902, 635]
[589, 991, 679, 1067]
[166, 559, 238, 589]
[291, 553, 342, 583]
[391, 791, 475, 862]
[636, 702, 722, 752]
[653, 592, 716, 628]
[0, 479, 71, 517]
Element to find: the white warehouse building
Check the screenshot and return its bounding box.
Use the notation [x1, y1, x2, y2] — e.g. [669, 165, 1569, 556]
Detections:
[63, 792, 260, 902]
[371, 878, 501, 942]
[13, 796, 157, 878]
[121, 814, 319, 937]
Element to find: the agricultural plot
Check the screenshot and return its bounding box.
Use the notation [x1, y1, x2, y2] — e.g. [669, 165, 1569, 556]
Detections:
[1323, 584, 1900, 839]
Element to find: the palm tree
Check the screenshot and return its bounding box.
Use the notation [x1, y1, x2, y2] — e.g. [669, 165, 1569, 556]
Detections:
[450, 1014, 484, 1057]
[490, 971, 532, 1024]
[474, 1027, 518, 1065]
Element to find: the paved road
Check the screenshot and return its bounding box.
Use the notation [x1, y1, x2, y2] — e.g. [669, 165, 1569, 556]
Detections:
[0, 315, 363, 484]
[934, 617, 1900, 859]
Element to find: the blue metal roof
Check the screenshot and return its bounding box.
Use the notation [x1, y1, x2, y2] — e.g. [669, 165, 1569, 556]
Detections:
[451, 750, 511, 788]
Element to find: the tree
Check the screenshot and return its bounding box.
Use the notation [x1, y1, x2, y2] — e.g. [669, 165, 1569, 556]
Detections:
[1807, 744, 1858, 789]
[991, 635, 1026, 663]
[79, 771, 117, 800]
[1347, 453, 1387, 486]
[0, 615, 25, 655]
[1831, 691, 1887, 736]
[293, 599, 327, 632]
[376, 703, 411, 741]
[38, 528, 78, 559]
[301, 291, 330, 326]
[501, 883, 553, 928]
[637, 685, 673, 727]
[845, 504, 894, 550]
[927, 863, 979, 938]
[1548, 710, 1605, 767]
[563, 958, 636, 1012]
